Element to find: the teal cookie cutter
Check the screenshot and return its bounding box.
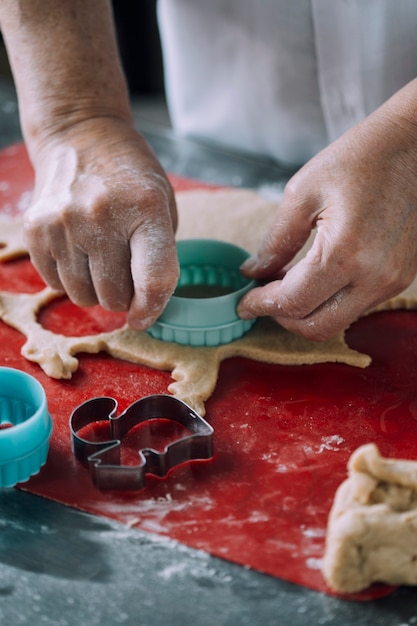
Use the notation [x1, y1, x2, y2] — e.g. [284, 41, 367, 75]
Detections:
[148, 239, 257, 346]
[0, 367, 52, 488]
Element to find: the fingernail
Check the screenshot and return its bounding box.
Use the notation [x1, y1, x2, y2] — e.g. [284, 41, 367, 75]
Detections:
[237, 306, 255, 321]
[240, 255, 257, 273]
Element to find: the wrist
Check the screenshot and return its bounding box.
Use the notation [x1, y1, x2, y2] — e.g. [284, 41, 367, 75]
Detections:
[23, 101, 134, 161]
[0, 0, 133, 159]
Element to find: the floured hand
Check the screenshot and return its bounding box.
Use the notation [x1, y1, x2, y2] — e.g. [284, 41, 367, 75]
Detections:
[238, 79, 417, 341]
[0, 0, 179, 332]
[24, 117, 179, 330]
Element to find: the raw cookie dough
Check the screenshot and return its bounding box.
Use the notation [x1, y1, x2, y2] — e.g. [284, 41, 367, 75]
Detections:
[176, 188, 278, 253]
[175, 187, 316, 261]
[0, 287, 369, 416]
[0, 188, 416, 415]
[322, 443, 417, 593]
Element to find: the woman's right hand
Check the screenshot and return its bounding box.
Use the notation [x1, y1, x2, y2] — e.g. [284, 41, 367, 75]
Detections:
[24, 116, 179, 331]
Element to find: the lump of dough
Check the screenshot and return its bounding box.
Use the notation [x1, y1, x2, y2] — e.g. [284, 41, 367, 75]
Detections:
[322, 443, 417, 593]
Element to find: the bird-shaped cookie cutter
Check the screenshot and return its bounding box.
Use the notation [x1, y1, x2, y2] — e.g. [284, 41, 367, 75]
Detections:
[70, 394, 214, 491]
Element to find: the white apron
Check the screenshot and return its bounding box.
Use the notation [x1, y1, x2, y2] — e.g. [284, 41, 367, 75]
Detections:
[157, 0, 417, 166]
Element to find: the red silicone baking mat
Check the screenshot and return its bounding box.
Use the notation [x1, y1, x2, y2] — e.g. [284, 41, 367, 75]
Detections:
[1, 143, 415, 600]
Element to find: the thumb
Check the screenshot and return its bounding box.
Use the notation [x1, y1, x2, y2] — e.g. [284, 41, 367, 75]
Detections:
[240, 179, 318, 280]
[127, 223, 179, 330]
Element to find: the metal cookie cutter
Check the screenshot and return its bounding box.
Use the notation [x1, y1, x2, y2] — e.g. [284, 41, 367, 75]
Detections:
[0, 366, 52, 488]
[147, 239, 258, 346]
[70, 394, 214, 491]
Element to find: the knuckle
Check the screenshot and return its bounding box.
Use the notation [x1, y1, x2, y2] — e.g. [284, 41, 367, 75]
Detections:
[23, 211, 46, 240]
[359, 254, 413, 297]
[274, 316, 330, 342]
[24, 203, 69, 247]
[277, 293, 310, 320]
[283, 174, 305, 206]
[132, 178, 172, 214]
[298, 322, 330, 343]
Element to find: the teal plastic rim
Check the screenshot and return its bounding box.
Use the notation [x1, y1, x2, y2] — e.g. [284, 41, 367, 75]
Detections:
[148, 239, 257, 346]
[0, 367, 52, 488]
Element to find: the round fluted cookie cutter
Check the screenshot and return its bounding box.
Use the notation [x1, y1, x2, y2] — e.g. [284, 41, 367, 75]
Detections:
[148, 239, 257, 346]
[0, 367, 52, 488]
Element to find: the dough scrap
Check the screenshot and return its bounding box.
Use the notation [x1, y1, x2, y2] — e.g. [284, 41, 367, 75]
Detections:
[322, 443, 417, 593]
[1, 187, 417, 416]
[0, 217, 26, 261]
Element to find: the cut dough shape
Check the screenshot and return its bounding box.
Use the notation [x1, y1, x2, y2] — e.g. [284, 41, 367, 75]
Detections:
[0, 187, 417, 415]
[322, 443, 417, 593]
[0, 287, 369, 416]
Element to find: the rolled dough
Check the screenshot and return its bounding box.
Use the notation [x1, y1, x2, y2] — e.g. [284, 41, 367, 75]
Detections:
[2, 188, 417, 591]
[0, 188, 372, 416]
[0, 187, 416, 416]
